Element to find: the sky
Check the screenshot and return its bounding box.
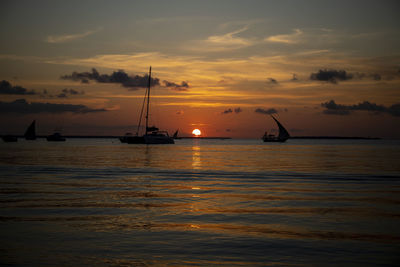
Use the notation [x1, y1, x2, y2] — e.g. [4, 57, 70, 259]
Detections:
[1, 0, 400, 138]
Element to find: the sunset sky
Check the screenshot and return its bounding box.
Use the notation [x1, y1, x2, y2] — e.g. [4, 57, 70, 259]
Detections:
[1, 0, 399, 138]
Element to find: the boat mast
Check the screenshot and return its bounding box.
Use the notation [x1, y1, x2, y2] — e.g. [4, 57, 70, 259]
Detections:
[145, 66, 151, 135]
[135, 86, 147, 136]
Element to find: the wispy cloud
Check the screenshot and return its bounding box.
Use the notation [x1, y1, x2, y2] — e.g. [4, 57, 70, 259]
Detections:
[207, 27, 250, 46]
[40, 47, 400, 107]
[185, 27, 254, 52]
[265, 29, 303, 44]
[46, 28, 102, 43]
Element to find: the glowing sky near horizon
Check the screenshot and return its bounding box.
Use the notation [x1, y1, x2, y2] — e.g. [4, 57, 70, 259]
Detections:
[1, 0, 400, 138]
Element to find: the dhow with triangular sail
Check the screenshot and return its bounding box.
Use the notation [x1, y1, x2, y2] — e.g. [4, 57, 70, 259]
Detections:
[262, 115, 290, 142]
[24, 120, 37, 140]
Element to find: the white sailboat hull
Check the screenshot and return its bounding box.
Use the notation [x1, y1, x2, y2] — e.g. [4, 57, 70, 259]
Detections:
[144, 134, 174, 144]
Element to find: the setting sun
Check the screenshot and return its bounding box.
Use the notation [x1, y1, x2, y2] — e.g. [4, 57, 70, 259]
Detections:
[192, 129, 201, 136]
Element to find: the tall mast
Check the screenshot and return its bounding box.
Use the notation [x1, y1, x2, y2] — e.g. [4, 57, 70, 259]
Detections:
[145, 66, 151, 134]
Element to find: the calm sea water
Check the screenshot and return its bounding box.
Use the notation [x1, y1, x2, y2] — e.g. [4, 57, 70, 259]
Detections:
[1, 138, 399, 266]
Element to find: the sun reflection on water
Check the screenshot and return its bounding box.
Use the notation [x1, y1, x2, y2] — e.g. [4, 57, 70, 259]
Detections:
[192, 142, 201, 169]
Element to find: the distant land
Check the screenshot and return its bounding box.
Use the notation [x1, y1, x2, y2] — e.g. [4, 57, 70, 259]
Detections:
[290, 136, 381, 140]
[2, 135, 381, 140]
[177, 137, 232, 140]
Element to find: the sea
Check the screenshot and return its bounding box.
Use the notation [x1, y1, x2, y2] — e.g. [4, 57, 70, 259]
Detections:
[0, 138, 399, 266]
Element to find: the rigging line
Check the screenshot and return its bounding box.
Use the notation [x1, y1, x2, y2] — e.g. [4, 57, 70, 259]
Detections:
[150, 70, 160, 127]
[145, 66, 151, 134]
[136, 87, 147, 136]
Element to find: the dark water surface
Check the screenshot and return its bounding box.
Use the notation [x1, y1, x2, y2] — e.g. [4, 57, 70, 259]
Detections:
[1, 138, 399, 266]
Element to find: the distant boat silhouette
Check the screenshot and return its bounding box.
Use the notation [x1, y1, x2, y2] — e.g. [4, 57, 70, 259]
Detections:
[2, 135, 18, 142]
[24, 120, 36, 140]
[120, 67, 174, 144]
[172, 129, 181, 139]
[119, 132, 133, 143]
[46, 132, 66, 142]
[262, 115, 290, 142]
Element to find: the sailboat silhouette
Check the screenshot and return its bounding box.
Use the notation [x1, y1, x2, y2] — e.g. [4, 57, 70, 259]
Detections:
[172, 129, 181, 139]
[120, 67, 174, 144]
[262, 115, 290, 142]
[24, 120, 36, 140]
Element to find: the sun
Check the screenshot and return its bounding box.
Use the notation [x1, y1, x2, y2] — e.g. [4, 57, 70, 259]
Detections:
[192, 129, 201, 136]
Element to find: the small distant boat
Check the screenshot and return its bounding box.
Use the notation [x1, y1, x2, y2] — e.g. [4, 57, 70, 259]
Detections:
[119, 132, 133, 143]
[2, 135, 18, 142]
[46, 132, 66, 142]
[121, 67, 174, 145]
[172, 129, 181, 139]
[262, 115, 290, 142]
[24, 120, 36, 140]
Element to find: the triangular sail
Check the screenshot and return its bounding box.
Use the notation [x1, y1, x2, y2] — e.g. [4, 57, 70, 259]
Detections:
[271, 115, 290, 141]
[24, 120, 36, 140]
[173, 130, 178, 138]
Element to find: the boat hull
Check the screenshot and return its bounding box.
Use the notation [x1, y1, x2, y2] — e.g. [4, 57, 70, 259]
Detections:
[124, 136, 145, 144]
[47, 137, 66, 142]
[122, 134, 174, 144]
[263, 138, 288, 143]
[2, 135, 18, 142]
[144, 134, 174, 144]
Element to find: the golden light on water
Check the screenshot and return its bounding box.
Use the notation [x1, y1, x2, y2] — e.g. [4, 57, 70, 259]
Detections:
[192, 129, 202, 136]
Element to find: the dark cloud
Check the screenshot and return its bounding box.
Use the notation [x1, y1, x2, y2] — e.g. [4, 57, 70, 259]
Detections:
[0, 80, 38, 95]
[0, 99, 107, 114]
[291, 73, 298, 81]
[321, 100, 400, 116]
[321, 108, 351, 115]
[353, 72, 382, 81]
[234, 107, 242, 113]
[267, 78, 278, 84]
[310, 69, 386, 83]
[221, 107, 242, 115]
[310, 69, 353, 83]
[370, 73, 382, 81]
[163, 80, 190, 91]
[221, 108, 233, 114]
[255, 108, 278, 115]
[57, 88, 84, 98]
[61, 68, 160, 90]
